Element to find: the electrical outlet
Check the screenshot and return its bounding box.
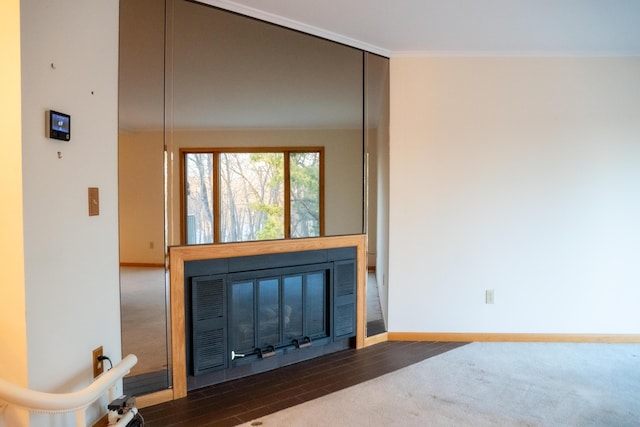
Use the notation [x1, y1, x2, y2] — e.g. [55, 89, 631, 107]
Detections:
[485, 289, 495, 304]
[93, 346, 104, 378]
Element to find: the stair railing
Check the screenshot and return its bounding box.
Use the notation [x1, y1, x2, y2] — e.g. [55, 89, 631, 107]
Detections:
[0, 354, 137, 427]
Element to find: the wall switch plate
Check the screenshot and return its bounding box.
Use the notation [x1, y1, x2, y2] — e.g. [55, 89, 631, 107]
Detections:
[93, 346, 104, 378]
[88, 187, 99, 216]
[485, 289, 495, 304]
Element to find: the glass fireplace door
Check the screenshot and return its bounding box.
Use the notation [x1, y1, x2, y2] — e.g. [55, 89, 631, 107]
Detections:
[257, 278, 281, 349]
[228, 264, 331, 361]
[230, 281, 255, 354]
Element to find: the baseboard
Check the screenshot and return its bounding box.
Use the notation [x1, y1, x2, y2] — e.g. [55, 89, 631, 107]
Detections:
[135, 388, 174, 409]
[388, 332, 640, 344]
[120, 262, 165, 268]
[92, 414, 108, 427]
[364, 332, 388, 347]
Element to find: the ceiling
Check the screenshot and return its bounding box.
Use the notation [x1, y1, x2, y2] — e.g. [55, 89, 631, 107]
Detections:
[202, 0, 640, 56]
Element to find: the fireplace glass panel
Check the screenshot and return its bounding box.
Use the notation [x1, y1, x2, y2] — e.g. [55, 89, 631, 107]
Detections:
[258, 278, 280, 347]
[305, 272, 326, 336]
[283, 275, 303, 340]
[231, 281, 255, 352]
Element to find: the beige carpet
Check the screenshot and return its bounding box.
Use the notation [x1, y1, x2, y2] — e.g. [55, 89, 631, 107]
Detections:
[239, 342, 640, 426]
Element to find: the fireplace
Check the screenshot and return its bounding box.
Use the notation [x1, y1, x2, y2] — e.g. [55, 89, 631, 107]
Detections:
[184, 247, 357, 390]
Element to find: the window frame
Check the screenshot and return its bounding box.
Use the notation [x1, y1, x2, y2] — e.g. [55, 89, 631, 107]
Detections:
[180, 147, 325, 244]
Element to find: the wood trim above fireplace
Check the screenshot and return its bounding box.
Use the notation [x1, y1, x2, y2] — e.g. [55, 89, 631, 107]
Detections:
[168, 235, 367, 401]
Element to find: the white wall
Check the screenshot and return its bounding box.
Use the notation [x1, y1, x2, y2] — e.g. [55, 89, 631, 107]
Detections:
[389, 57, 640, 334]
[20, 1, 121, 425]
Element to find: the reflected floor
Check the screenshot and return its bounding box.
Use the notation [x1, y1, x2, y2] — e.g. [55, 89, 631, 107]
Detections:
[366, 271, 386, 336]
[120, 267, 168, 377]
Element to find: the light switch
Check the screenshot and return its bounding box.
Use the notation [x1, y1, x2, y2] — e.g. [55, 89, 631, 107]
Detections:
[88, 187, 99, 216]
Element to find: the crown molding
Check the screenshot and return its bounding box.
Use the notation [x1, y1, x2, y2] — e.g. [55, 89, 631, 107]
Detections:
[391, 50, 640, 58]
[192, 0, 390, 57]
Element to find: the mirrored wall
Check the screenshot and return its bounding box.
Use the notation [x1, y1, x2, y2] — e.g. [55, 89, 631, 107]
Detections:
[364, 53, 390, 337]
[118, 0, 168, 396]
[119, 0, 389, 396]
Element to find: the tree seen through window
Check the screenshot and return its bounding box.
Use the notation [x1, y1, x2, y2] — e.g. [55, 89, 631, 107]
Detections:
[184, 149, 322, 244]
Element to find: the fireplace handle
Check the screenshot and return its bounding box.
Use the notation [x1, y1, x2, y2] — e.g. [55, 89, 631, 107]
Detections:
[231, 351, 246, 360]
[256, 345, 276, 359]
[235, 340, 311, 361]
[293, 336, 312, 349]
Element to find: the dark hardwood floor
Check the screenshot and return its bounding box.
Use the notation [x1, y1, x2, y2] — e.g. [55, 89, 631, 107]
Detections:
[139, 341, 468, 427]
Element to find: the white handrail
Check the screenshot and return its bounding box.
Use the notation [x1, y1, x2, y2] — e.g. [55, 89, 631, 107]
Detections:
[0, 354, 137, 425]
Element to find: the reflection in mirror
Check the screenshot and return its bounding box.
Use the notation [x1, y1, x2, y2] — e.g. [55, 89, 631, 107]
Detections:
[166, 0, 364, 247]
[118, 0, 170, 395]
[118, 0, 390, 398]
[365, 53, 390, 337]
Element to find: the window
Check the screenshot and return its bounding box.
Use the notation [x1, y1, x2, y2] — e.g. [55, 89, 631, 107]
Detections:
[183, 148, 323, 244]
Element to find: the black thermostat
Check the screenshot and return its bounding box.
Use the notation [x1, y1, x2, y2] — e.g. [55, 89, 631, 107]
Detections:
[47, 110, 71, 141]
